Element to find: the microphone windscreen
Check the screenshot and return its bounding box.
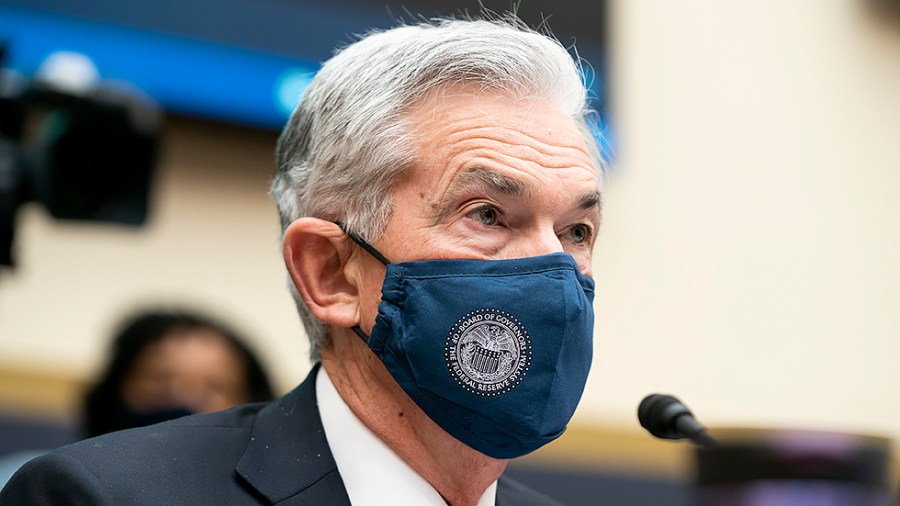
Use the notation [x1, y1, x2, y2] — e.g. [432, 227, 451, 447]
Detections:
[638, 393, 693, 440]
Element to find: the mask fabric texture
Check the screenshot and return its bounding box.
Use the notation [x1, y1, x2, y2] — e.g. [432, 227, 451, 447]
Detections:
[356, 246, 595, 459]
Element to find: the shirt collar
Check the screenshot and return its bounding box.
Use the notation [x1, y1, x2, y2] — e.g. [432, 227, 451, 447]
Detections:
[317, 366, 497, 506]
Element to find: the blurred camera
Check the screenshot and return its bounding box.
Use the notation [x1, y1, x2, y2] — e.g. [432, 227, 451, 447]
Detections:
[0, 43, 162, 267]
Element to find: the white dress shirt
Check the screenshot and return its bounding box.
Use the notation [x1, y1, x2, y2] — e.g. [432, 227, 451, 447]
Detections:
[317, 366, 498, 506]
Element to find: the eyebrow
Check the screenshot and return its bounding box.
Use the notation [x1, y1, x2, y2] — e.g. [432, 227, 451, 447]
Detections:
[579, 190, 603, 228]
[437, 166, 603, 222]
[446, 167, 528, 199]
[432, 167, 526, 222]
[579, 191, 603, 212]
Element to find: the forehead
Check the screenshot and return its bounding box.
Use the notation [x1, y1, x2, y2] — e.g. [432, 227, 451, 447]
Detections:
[400, 87, 599, 197]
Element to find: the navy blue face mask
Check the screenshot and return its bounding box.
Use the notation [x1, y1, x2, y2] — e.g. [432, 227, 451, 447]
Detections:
[342, 227, 595, 459]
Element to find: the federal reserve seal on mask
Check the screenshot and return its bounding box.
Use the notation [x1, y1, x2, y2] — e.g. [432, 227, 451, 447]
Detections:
[444, 308, 533, 397]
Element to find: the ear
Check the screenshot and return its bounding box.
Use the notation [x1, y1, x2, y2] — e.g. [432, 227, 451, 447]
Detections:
[283, 218, 359, 328]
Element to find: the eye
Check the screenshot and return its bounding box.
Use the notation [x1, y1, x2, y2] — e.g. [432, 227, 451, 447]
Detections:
[468, 204, 501, 226]
[567, 224, 592, 245]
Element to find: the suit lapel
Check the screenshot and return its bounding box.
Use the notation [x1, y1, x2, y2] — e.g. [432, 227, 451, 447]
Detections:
[235, 364, 351, 505]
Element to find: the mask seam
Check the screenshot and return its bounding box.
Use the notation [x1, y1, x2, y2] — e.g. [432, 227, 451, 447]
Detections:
[395, 266, 583, 280]
[393, 269, 595, 294]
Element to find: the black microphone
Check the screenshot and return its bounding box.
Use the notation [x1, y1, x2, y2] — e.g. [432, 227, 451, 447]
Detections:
[638, 393, 717, 448]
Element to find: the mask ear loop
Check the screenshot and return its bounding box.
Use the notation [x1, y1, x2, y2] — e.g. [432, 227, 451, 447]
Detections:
[334, 221, 391, 344]
[334, 221, 391, 265]
[350, 326, 370, 343]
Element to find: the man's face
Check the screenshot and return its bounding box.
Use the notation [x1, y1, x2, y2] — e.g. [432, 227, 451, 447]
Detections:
[356, 87, 601, 331]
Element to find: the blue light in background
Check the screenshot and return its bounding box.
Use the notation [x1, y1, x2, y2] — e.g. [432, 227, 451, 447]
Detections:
[579, 63, 615, 161]
[0, 4, 613, 160]
[0, 5, 319, 130]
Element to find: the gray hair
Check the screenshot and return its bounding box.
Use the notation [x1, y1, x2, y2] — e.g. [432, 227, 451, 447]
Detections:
[271, 16, 603, 362]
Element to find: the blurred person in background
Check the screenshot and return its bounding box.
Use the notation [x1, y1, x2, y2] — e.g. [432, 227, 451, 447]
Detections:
[0, 308, 275, 486]
[2, 13, 602, 505]
[83, 309, 275, 437]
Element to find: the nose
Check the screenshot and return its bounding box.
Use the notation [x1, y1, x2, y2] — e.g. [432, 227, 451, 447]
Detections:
[507, 225, 564, 259]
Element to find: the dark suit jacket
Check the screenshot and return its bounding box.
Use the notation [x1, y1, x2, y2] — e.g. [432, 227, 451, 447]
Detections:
[0, 365, 563, 505]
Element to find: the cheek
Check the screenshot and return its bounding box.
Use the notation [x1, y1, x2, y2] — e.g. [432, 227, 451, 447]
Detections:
[430, 221, 508, 260]
[568, 249, 594, 277]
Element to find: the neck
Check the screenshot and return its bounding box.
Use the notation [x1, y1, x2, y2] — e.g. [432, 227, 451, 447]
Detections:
[321, 333, 507, 506]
